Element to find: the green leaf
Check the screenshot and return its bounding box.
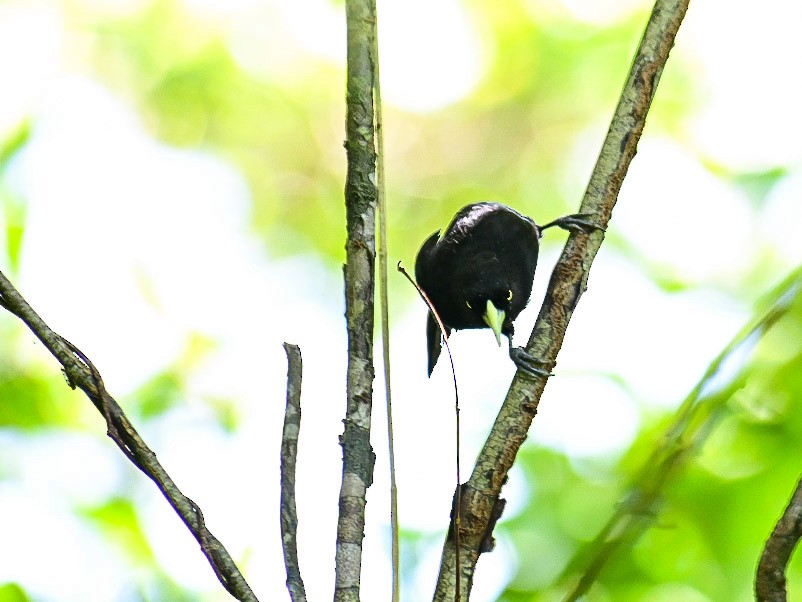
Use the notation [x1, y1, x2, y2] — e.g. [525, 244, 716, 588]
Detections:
[81, 497, 155, 564]
[0, 120, 30, 172]
[129, 372, 183, 419]
[0, 583, 31, 602]
[0, 372, 77, 429]
[732, 167, 788, 207]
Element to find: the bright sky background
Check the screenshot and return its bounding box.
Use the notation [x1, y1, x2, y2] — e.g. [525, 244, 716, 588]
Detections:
[1, 0, 802, 601]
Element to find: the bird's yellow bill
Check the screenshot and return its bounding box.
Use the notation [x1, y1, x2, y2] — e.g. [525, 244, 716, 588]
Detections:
[482, 300, 505, 346]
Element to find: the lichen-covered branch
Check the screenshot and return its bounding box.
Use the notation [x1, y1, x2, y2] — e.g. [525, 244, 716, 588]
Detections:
[0, 271, 257, 602]
[757, 476, 802, 602]
[433, 0, 690, 598]
[335, 0, 378, 600]
[281, 343, 307, 602]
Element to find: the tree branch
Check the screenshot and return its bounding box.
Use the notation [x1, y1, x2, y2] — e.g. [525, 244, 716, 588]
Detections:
[757, 475, 802, 602]
[335, 0, 378, 600]
[281, 343, 307, 602]
[0, 271, 257, 601]
[433, 0, 690, 598]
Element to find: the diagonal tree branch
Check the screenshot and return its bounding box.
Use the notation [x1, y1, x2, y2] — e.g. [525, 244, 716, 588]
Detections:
[757, 475, 802, 602]
[335, 0, 379, 600]
[433, 0, 690, 598]
[0, 271, 258, 601]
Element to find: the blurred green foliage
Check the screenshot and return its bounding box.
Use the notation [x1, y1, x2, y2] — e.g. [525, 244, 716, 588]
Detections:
[1, 0, 801, 600]
[0, 371, 77, 429]
[0, 584, 30, 602]
[81, 497, 155, 564]
[0, 120, 29, 274]
[499, 272, 802, 601]
[82, 0, 673, 271]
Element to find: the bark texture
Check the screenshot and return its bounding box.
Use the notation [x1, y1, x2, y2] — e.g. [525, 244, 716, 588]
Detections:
[335, 0, 378, 600]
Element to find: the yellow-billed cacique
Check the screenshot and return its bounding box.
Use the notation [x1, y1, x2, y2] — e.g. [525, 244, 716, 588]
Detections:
[415, 202, 597, 376]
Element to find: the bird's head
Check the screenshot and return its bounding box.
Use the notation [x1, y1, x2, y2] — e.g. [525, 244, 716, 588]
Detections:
[464, 287, 517, 347]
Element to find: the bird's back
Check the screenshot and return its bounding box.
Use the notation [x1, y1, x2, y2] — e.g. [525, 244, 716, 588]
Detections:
[416, 203, 540, 328]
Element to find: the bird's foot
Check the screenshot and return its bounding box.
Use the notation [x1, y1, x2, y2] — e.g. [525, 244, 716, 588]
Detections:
[541, 213, 604, 234]
[509, 346, 553, 378]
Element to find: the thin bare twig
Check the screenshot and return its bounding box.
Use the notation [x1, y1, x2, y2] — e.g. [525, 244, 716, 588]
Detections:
[397, 263, 463, 601]
[433, 0, 690, 598]
[280, 343, 307, 602]
[335, 0, 379, 599]
[0, 270, 257, 602]
[757, 476, 802, 602]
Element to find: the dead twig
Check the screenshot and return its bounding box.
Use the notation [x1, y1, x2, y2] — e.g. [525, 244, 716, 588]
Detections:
[280, 343, 307, 602]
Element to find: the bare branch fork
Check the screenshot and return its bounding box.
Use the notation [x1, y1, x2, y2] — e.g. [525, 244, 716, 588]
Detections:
[433, 0, 691, 598]
[0, 272, 258, 602]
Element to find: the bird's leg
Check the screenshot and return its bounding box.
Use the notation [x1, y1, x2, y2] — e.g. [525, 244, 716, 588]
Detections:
[507, 336, 553, 377]
[540, 213, 604, 234]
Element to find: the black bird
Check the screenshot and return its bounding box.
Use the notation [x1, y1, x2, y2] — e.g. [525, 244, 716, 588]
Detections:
[415, 202, 597, 376]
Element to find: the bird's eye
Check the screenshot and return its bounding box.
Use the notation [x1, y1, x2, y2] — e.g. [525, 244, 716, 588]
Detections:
[507, 290, 513, 301]
[465, 301, 472, 309]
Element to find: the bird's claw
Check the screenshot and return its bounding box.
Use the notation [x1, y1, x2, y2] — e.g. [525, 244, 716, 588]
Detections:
[509, 346, 553, 378]
[541, 213, 604, 234]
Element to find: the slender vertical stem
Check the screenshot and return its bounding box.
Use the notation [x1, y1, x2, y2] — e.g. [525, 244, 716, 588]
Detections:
[371, 19, 401, 602]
